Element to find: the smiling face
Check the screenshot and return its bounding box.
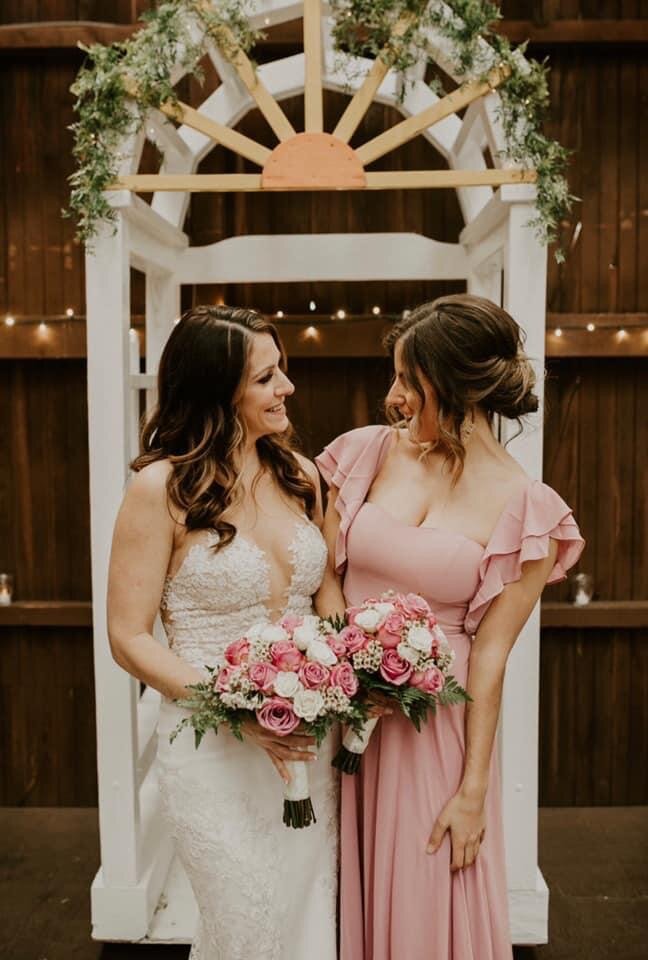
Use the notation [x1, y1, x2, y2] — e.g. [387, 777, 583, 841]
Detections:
[385, 339, 440, 444]
[237, 332, 295, 441]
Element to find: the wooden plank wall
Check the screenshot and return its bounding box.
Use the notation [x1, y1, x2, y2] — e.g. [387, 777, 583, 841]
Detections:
[0, 3, 646, 805]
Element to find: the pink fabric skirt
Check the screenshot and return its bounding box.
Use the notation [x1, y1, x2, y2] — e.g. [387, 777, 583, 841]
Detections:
[340, 630, 513, 960]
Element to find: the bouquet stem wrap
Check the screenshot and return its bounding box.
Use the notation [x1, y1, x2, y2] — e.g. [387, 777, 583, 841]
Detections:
[283, 760, 316, 829]
[332, 717, 379, 774]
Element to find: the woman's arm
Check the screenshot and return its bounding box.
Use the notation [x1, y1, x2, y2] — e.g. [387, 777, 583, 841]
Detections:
[427, 540, 559, 870]
[314, 482, 347, 620]
[107, 463, 205, 700]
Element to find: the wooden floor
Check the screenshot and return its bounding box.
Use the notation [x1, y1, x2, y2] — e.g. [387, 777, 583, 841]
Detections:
[1, 806, 646, 959]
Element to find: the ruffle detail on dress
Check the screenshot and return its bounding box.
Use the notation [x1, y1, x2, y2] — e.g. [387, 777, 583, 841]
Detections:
[315, 425, 393, 573]
[464, 481, 585, 636]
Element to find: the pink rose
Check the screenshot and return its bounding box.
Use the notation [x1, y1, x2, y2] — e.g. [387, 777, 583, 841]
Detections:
[224, 637, 250, 666]
[270, 640, 304, 671]
[256, 697, 300, 736]
[248, 662, 278, 693]
[280, 613, 303, 633]
[327, 635, 348, 658]
[299, 661, 330, 690]
[329, 662, 359, 697]
[376, 611, 406, 649]
[214, 665, 238, 692]
[426, 613, 438, 630]
[379, 649, 413, 686]
[411, 665, 445, 695]
[339, 625, 368, 655]
[397, 593, 431, 619]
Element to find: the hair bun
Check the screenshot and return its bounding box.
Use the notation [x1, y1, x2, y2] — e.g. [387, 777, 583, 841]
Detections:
[486, 354, 539, 419]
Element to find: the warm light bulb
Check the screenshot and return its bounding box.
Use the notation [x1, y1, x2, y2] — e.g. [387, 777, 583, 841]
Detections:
[5, 315, 15, 326]
[336, 309, 346, 320]
[617, 328, 627, 339]
[586, 323, 595, 332]
[65, 307, 74, 318]
[38, 322, 48, 334]
[309, 300, 316, 312]
[304, 325, 319, 341]
[372, 305, 381, 315]
[554, 327, 562, 337]
[276, 310, 284, 319]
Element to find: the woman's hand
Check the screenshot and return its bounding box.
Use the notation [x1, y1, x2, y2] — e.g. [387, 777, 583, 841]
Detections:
[426, 790, 486, 870]
[240, 718, 317, 784]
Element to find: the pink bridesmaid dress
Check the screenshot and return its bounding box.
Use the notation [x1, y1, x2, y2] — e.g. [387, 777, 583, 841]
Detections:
[316, 424, 584, 960]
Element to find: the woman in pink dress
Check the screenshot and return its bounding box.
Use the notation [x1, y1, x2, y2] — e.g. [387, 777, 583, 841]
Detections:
[315, 294, 584, 960]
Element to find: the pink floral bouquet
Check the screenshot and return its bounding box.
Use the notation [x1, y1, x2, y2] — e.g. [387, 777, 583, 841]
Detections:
[332, 592, 470, 774]
[172, 614, 368, 828]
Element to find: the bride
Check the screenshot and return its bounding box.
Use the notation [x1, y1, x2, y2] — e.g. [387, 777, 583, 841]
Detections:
[106, 305, 338, 960]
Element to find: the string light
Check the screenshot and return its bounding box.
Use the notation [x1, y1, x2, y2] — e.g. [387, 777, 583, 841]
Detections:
[554, 327, 562, 337]
[303, 325, 319, 341]
[309, 300, 316, 312]
[65, 307, 75, 318]
[276, 310, 284, 319]
[336, 309, 346, 320]
[5, 315, 15, 326]
[38, 322, 48, 334]
[617, 328, 627, 339]
[372, 305, 381, 315]
[586, 323, 595, 332]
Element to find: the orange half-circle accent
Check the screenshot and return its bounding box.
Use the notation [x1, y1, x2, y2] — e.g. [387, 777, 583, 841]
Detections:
[261, 132, 366, 190]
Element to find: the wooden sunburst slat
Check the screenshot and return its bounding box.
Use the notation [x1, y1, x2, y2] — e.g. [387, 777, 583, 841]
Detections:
[303, 0, 323, 132]
[332, 17, 413, 144]
[122, 76, 270, 166]
[355, 64, 511, 166]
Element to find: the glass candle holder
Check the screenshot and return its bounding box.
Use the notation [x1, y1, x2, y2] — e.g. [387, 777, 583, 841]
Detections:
[570, 572, 594, 606]
[0, 573, 14, 606]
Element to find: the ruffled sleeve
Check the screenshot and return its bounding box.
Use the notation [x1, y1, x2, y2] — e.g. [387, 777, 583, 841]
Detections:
[315, 424, 393, 573]
[464, 481, 585, 637]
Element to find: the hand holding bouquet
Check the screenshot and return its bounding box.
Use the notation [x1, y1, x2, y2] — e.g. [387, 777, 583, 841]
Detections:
[332, 592, 470, 774]
[172, 613, 369, 828]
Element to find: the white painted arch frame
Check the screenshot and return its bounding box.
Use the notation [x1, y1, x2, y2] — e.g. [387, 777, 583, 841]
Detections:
[86, 0, 548, 946]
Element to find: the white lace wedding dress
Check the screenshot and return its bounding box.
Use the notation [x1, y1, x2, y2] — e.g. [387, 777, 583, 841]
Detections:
[156, 518, 339, 960]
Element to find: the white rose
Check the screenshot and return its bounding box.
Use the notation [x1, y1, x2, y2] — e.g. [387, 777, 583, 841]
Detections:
[306, 639, 338, 666]
[397, 642, 420, 665]
[261, 624, 289, 645]
[293, 689, 325, 722]
[273, 671, 302, 698]
[301, 614, 322, 630]
[407, 625, 433, 654]
[373, 601, 396, 618]
[354, 608, 384, 633]
[293, 623, 320, 650]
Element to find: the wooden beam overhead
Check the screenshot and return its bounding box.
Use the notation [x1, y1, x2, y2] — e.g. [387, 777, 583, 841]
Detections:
[2, 19, 647, 52]
[355, 65, 510, 167]
[109, 167, 536, 192]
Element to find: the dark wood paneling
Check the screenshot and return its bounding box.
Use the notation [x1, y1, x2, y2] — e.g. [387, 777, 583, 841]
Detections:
[540, 628, 648, 805]
[0, 360, 91, 603]
[0, 626, 97, 805]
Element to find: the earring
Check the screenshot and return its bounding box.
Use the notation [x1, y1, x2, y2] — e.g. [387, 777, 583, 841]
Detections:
[459, 414, 475, 444]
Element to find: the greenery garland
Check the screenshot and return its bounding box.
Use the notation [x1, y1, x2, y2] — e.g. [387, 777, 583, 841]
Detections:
[69, 0, 572, 257]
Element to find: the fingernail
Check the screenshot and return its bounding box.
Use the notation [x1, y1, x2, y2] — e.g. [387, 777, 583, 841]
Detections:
[426, 845, 434, 854]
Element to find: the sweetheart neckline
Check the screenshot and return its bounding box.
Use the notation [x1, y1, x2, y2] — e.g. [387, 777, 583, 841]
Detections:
[362, 501, 487, 551]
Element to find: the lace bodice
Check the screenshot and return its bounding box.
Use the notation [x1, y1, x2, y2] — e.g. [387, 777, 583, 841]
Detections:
[160, 518, 328, 671]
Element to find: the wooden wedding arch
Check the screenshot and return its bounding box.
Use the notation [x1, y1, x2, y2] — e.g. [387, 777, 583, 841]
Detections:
[87, 0, 549, 945]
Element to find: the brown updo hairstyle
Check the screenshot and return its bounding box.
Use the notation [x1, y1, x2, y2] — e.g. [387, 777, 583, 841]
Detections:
[131, 305, 315, 549]
[384, 293, 539, 479]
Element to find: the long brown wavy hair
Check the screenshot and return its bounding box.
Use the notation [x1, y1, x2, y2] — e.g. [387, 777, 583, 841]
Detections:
[384, 294, 539, 480]
[132, 305, 315, 549]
